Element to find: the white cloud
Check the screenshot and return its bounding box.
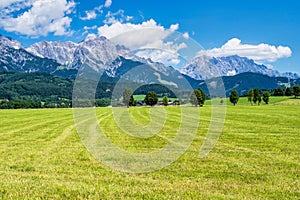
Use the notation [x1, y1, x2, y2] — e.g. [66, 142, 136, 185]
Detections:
[104, 0, 112, 8]
[103, 10, 133, 25]
[183, 32, 189, 39]
[81, 25, 98, 37]
[0, 0, 23, 8]
[199, 38, 292, 63]
[135, 42, 187, 66]
[170, 24, 179, 32]
[85, 33, 97, 40]
[97, 19, 186, 66]
[80, 10, 97, 21]
[98, 19, 175, 47]
[79, 5, 103, 21]
[0, 0, 75, 37]
[83, 25, 98, 30]
[136, 50, 181, 66]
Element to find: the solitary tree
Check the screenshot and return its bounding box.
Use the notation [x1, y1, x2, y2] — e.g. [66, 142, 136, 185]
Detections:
[229, 90, 239, 106]
[123, 88, 134, 107]
[253, 88, 261, 105]
[162, 96, 169, 106]
[190, 91, 198, 106]
[190, 88, 206, 106]
[247, 89, 254, 105]
[190, 90, 199, 106]
[262, 91, 270, 104]
[293, 84, 300, 98]
[144, 91, 158, 106]
[285, 87, 292, 96]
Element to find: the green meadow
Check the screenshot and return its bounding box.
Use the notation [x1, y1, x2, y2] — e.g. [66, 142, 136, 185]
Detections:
[0, 98, 299, 199]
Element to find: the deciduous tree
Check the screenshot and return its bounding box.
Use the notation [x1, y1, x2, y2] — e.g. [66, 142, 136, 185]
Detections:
[144, 92, 158, 106]
[263, 91, 270, 104]
[273, 88, 284, 96]
[163, 96, 169, 106]
[253, 88, 261, 105]
[123, 88, 134, 107]
[229, 90, 239, 106]
[190, 88, 206, 106]
[285, 87, 292, 96]
[293, 85, 300, 98]
[247, 89, 254, 105]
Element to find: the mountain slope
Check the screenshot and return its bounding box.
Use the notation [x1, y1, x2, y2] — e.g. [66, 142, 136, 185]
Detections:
[0, 71, 73, 100]
[180, 55, 299, 80]
[1, 34, 299, 88]
[26, 40, 78, 65]
[0, 71, 115, 101]
[200, 72, 298, 96]
[26, 36, 131, 69]
[0, 34, 60, 73]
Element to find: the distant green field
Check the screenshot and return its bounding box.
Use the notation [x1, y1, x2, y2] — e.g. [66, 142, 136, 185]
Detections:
[205, 96, 291, 106]
[0, 99, 299, 199]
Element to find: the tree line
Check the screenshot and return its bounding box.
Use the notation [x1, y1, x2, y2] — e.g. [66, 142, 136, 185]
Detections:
[229, 85, 300, 106]
[122, 88, 182, 107]
[1, 71, 299, 109]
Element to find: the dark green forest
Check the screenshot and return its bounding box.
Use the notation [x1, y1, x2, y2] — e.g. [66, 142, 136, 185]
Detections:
[0, 72, 180, 109]
[0, 71, 299, 109]
[0, 72, 114, 108]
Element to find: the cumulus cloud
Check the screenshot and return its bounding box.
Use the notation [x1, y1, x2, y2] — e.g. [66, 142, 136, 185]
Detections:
[170, 24, 179, 32]
[97, 19, 186, 66]
[98, 19, 178, 46]
[104, 0, 112, 8]
[183, 32, 189, 39]
[0, 0, 24, 8]
[135, 42, 187, 66]
[0, 0, 75, 37]
[136, 50, 181, 66]
[79, 5, 104, 21]
[198, 38, 292, 63]
[80, 10, 97, 21]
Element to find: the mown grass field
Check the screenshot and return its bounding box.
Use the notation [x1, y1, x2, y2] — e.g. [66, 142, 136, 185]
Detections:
[0, 98, 299, 199]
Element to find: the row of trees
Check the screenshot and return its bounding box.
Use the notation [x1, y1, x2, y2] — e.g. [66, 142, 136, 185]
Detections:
[229, 84, 300, 106]
[122, 89, 181, 107]
[124, 88, 207, 107]
[123, 84, 300, 108]
[3, 84, 299, 109]
[229, 89, 270, 106]
[272, 86, 299, 97]
[0, 98, 111, 109]
[123, 89, 160, 107]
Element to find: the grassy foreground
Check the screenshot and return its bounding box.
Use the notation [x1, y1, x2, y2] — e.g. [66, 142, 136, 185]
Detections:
[0, 100, 299, 199]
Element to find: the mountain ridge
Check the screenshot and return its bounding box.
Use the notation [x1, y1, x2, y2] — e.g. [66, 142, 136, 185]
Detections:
[0, 34, 299, 84]
[180, 55, 299, 80]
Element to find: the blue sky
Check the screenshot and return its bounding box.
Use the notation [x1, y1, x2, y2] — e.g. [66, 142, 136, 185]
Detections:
[0, 0, 299, 73]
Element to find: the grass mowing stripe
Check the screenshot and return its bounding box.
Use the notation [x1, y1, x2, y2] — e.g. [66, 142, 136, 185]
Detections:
[0, 101, 299, 199]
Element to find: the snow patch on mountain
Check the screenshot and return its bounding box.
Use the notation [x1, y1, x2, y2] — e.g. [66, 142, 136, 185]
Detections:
[1, 34, 298, 81]
[0, 34, 22, 50]
[179, 55, 292, 80]
[26, 41, 78, 65]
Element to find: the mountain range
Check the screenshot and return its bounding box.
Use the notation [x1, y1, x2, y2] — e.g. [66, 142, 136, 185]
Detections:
[0, 33, 299, 96]
[180, 55, 299, 80]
